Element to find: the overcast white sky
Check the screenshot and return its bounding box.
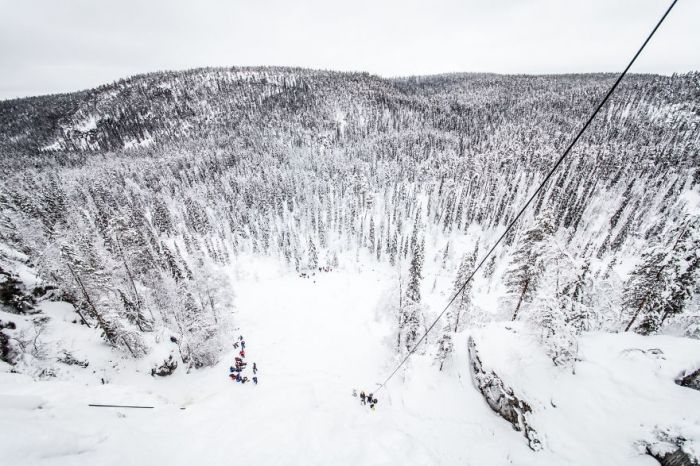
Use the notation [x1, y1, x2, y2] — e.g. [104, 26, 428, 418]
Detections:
[0, 0, 697, 100]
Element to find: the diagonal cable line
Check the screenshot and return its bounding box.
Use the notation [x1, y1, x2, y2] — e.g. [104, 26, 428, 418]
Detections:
[376, 0, 679, 392]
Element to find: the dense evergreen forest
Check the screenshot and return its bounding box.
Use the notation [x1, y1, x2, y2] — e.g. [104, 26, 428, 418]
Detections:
[1, 68, 698, 369]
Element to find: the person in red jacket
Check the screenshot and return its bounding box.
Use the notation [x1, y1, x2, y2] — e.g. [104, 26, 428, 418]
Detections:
[240, 349, 245, 358]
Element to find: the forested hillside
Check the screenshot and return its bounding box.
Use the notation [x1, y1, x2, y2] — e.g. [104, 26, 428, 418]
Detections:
[1, 67, 698, 371]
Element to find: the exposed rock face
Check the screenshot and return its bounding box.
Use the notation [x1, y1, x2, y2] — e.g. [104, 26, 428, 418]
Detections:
[0, 267, 35, 314]
[0, 319, 17, 364]
[645, 434, 700, 466]
[467, 336, 541, 451]
[647, 448, 699, 466]
[676, 368, 700, 391]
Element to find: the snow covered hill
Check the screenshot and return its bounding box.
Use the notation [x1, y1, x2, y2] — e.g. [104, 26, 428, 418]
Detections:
[1, 67, 699, 464]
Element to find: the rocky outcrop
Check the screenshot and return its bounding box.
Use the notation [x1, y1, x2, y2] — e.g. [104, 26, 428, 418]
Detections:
[151, 355, 178, 377]
[648, 448, 699, 466]
[675, 368, 700, 391]
[468, 336, 542, 451]
[0, 267, 35, 314]
[645, 433, 699, 466]
[0, 319, 17, 364]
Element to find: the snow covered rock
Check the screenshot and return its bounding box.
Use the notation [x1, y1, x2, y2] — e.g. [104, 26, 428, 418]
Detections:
[0, 320, 14, 364]
[647, 446, 699, 466]
[644, 430, 700, 466]
[151, 355, 177, 377]
[468, 322, 700, 463]
[0, 267, 35, 314]
[676, 367, 700, 391]
[468, 327, 542, 451]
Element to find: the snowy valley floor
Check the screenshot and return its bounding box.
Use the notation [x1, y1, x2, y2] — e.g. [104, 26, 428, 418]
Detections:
[1, 263, 699, 465]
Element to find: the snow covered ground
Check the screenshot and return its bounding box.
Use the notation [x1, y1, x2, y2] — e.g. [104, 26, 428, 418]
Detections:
[1, 258, 699, 465]
[471, 322, 700, 464]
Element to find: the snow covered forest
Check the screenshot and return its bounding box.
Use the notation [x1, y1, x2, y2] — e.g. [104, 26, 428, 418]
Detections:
[1, 68, 699, 465]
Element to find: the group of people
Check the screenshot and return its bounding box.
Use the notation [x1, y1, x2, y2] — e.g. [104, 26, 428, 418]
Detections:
[299, 266, 334, 279]
[354, 389, 378, 410]
[229, 335, 258, 385]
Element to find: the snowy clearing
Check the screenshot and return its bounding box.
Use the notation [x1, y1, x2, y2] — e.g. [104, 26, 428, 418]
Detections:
[2, 262, 698, 465]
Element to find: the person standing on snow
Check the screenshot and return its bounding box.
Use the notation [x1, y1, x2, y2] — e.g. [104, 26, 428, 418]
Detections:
[241, 341, 246, 350]
[253, 376, 258, 385]
[360, 391, 366, 405]
[365, 394, 377, 409]
[253, 362, 257, 374]
[240, 349, 245, 358]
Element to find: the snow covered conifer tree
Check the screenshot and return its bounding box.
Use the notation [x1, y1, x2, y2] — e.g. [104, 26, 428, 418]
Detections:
[389, 232, 398, 266]
[184, 198, 211, 235]
[151, 197, 173, 236]
[331, 251, 339, 268]
[483, 255, 497, 281]
[560, 260, 596, 332]
[406, 234, 424, 304]
[441, 241, 450, 269]
[307, 238, 318, 270]
[623, 218, 700, 334]
[530, 293, 578, 367]
[398, 300, 426, 356]
[529, 255, 589, 367]
[504, 209, 555, 321]
[397, 232, 426, 355]
[434, 321, 454, 371]
[435, 242, 479, 368]
[294, 252, 301, 272]
[449, 242, 478, 332]
[46, 218, 147, 357]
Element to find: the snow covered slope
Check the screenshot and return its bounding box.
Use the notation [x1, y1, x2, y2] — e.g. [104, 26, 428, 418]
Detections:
[0, 262, 533, 466]
[2, 259, 698, 465]
[471, 322, 700, 464]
